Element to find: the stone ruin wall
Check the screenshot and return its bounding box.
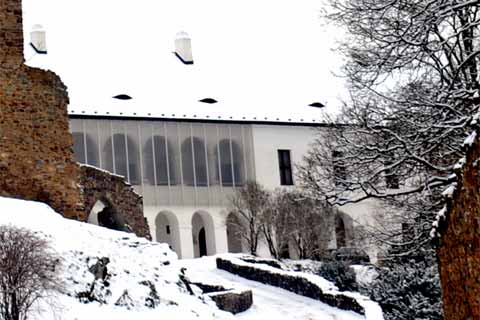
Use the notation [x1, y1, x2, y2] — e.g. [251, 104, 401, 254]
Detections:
[0, 0, 85, 220]
[0, 0, 151, 239]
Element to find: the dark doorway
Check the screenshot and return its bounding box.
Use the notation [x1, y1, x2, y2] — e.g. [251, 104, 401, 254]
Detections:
[336, 216, 346, 248]
[199, 227, 207, 257]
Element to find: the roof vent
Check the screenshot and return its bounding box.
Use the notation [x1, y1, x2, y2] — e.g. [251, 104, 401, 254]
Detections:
[175, 31, 194, 65]
[199, 98, 217, 104]
[309, 102, 325, 108]
[113, 94, 132, 100]
[30, 24, 47, 54]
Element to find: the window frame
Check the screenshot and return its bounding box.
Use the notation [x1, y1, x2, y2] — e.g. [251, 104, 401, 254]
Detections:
[277, 149, 294, 186]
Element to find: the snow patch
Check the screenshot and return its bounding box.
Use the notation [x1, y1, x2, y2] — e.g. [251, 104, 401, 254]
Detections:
[463, 131, 477, 147]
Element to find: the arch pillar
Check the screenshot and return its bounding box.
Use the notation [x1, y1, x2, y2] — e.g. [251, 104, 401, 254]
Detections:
[214, 215, 229, 254]
[178, 223, 195, 259]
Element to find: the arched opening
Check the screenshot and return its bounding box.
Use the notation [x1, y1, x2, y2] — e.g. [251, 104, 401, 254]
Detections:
[155, 211, 182, 258]
[191, 211, 216, 258]
[144, 136, 177, 185]
[216, 139, 244, 186]
[104, 133, 140, 185]
[72, 132, 99, 167]
[88, 199, 130, 233]
[336, 215, 347, 248]
[226, 212, 243, 253]
[181, 137, 208, 186]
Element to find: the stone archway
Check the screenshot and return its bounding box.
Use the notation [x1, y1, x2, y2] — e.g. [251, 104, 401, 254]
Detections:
[155, 211, 182, 258]
[191, 211, 216, 258]
[80, 165, 151, 239]
[226, 212, 243, 253]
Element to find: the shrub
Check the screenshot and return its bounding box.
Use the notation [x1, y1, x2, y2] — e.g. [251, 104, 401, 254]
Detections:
[369, 254, 443, 320]
[0, 225, 63, 320]
[317, 260, 358, 292]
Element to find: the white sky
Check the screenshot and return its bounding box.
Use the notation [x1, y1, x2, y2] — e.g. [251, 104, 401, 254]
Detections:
[22, 0, 348, 122]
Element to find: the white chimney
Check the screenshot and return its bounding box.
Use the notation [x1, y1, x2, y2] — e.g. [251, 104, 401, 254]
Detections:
[175, 31, 193, 64]
[30, 24, 47, 54]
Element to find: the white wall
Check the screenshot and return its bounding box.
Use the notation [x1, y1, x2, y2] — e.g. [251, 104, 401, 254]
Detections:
[251, 124, 319, 189]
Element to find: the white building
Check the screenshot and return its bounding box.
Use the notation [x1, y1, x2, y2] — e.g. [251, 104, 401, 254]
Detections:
[22, 0, 380, 260]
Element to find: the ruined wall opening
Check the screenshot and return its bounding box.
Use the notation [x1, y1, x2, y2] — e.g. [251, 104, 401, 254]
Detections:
[155, 211, 182, 258]
[87, 198, 130, 233]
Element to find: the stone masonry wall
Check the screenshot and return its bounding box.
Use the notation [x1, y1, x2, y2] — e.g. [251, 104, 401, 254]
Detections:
[0, 0, 84, 219]
[79, 165, 151, 239]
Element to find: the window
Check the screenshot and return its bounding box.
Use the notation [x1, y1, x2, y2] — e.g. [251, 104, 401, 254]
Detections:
[216, 139, 244, 186]
[278, 150, 293, 185]
[104, 134, 140, 185]
[72, 132, 99, 167]
[332, 150, 346, 186]
[143, 136, 176, 185]
[181, 137, 208, 186]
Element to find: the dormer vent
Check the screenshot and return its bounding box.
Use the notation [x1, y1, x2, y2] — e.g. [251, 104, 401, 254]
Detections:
[175, 31, 194, 65]
[30, 24, 47, 54]
[113, 94, 132, 100]
[309, 102, 325, 108]
[199, 98, 217, 104]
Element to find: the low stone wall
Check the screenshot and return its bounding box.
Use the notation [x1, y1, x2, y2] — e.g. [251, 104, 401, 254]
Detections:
[79, 165, 151, 239]
[217, 256, 365, 315]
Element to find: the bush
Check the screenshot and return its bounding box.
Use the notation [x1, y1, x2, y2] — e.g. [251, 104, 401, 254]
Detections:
[0, 225, 63, 320]
[369, 254, 443, 320]
[317, 260, 358, 292]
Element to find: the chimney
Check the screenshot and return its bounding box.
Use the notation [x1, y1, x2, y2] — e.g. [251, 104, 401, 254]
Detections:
[30, 24, 47, 54]
[0, 0, 25, 67]
[174, 31, 193, 65]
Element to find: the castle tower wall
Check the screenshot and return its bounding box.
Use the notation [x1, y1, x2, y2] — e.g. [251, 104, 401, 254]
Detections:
[0, 0, 85, 219]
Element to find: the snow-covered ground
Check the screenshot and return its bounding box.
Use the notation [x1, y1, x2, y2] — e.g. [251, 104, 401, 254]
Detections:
[178, 257, 365, 320]
[0, 196, 376, 320]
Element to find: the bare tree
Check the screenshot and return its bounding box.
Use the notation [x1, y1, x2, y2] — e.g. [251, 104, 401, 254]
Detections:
[228, 181, 270, 256]
[260, 189, 295, 259]
[288, 192, 336, 260]
[0, 225, 63, 320]
[297, 0, 480, 317]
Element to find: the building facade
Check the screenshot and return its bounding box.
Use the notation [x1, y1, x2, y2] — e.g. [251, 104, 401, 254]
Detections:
[69, 116, 354, 259]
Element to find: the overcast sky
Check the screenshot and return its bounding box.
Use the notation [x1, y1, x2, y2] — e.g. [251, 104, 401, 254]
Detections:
[22, 0, 348, 120]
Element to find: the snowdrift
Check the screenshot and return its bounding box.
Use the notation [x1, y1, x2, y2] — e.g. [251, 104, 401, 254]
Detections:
[0, 197, 233, 320]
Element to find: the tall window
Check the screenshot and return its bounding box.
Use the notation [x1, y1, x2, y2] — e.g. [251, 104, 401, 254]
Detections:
[216, 139, 244, 186]
[72, 132, 99, 167]
[104, 134, 140, 185]
[332, 150, 346, 186]
[278, 150, 293, 185]
[143, 136, 176, 185]
[181, 137, 208, 186]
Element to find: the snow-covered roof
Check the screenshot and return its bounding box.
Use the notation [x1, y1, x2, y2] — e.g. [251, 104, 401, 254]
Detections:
[22, 0, 346, 124]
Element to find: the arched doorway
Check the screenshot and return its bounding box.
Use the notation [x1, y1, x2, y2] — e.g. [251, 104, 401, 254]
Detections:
[191, 211, 216, 258]
[336, 215, 346, 248]
[155, 211, 182, 258]
[226, 212, 243, 253]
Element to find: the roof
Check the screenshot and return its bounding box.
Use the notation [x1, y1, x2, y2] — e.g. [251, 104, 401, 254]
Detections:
[22, 0, 346, 124]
